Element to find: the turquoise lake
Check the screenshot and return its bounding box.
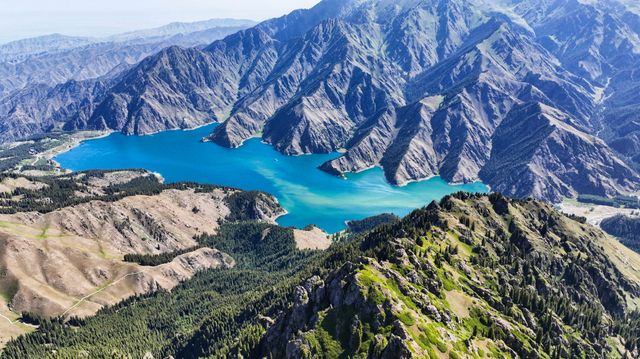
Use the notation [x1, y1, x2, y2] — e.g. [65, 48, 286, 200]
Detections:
[54, 124, 488, 233]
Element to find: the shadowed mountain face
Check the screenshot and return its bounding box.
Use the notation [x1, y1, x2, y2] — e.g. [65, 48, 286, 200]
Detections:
[1, 0, 639, 201]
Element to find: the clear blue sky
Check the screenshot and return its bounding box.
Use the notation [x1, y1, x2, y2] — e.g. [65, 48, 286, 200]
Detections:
[0, 0, 322, 43]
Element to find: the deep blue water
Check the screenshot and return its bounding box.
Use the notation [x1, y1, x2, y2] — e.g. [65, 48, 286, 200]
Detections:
[55, 124, 488, 232]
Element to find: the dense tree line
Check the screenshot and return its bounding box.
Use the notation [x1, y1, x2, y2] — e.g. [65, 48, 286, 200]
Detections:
[0, 157, 23, 172]
[0, 134, 68, 172]
[601, 215, 640, 252]
[223, 191, 281, 222]
[0, 171, 277, 222]
[578, 194, 640, 209]
[1, 222, 365, 358]
[123, 245, 205, 266]
[346, 213, 400, 233]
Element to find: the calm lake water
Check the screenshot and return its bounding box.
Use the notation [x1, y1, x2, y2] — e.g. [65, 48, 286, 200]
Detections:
[55, 124, 488, 232]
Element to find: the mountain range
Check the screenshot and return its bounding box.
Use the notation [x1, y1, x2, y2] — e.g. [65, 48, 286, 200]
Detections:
[0, 19, 255, 98]
[0, 0, 639, 203]
[3, 2, 640, 357]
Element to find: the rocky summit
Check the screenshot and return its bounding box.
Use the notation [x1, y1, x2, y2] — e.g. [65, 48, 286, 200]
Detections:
[258, 193, 640, 358]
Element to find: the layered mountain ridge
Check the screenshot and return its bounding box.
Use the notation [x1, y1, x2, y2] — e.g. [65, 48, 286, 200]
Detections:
[0, 0, 639, 201]
[0, 19, 255, 101]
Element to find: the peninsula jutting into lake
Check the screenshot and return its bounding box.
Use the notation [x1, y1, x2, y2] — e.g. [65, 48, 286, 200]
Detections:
[55, 124, 488, 232]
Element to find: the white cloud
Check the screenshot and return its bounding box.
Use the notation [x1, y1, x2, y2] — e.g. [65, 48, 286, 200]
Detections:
[0, 0, 321, 43]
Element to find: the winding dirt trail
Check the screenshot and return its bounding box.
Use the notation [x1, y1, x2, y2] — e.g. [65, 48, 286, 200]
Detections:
[60, 270, 149, 317]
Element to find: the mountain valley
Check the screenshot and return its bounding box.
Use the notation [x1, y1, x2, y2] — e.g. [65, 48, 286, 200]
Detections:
[1, 0, 638, 202]
[0, 0, 639, 358]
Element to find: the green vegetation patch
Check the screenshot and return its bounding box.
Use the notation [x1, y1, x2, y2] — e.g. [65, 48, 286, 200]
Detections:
[123, 245, 205, 266]
[578, 194, 640, 209]
[397, 310, 416, 326]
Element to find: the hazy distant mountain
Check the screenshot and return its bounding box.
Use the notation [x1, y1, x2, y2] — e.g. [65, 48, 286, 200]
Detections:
[0, 19, 256, 62]
[0, 19, 255, 97]
[1, 0, 639, 202]
[0, 34, 94, 62]
[104, 19, 257, 43]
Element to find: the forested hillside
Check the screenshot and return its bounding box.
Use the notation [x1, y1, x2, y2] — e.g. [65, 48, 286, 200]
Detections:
[4, 193, 640, 358]
[0, 170, 285, 349]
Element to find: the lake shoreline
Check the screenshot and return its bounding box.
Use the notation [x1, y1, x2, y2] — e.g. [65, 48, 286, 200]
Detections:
[54, 124, 489, 233]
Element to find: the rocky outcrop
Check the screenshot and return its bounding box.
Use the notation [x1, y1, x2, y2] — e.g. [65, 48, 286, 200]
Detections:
[261, 263, 418, 359]
[258, 193, 640, 358]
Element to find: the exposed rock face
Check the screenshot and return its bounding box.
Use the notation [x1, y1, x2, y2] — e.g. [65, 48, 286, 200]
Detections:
[0, 79, 109, 143]
[259, 193, 640, 358]
[512, 0, 640, 173]
[480, 103, 640, 201]
[65, 46, 233, 135]
[1, 0, 640, 201]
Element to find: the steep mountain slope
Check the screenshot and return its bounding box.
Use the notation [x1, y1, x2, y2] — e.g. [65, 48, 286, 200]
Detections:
[599, 63, 640, 170]
[5, 193, 640, 358]
[480, 102, 638, 200]
[259, 193, 640, 358]
[0, 80, 109, 143]
[1, 0, 639, 202]
[64, 46, 235, 134]
[511, 0, 640, 171]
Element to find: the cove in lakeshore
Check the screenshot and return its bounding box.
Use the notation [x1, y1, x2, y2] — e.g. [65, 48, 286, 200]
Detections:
[54, 124, 488, 233]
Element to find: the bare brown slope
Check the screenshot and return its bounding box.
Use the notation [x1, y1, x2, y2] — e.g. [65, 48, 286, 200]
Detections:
[0, 172, 284, 347]
[2, 188, 233, 256]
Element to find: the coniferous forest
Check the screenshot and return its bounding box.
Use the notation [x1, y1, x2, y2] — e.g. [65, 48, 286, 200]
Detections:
[4, 193, 640, 358]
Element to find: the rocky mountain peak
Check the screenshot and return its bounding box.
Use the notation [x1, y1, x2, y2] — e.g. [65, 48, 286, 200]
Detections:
[258, 193, 640, 358]
[1, 0, 638, 202]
